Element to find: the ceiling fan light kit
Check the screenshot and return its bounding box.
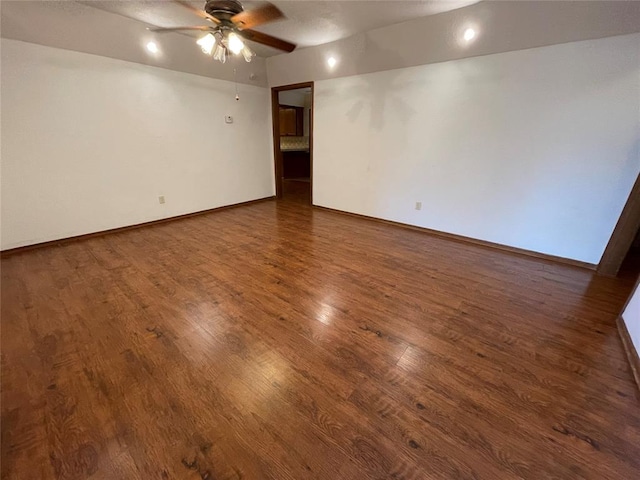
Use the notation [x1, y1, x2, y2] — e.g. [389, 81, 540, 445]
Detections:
[241, 45, 256, 62]
[196, 32, 216, 55]
[226, 31, 245, 54]
[151, 0, 296, 65]
[213, 39, 228, 63]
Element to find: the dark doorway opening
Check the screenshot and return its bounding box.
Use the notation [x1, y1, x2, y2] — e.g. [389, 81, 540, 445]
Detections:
[599, 174, 640, 278]
[271, 82, 313, 205]
[617, 224, 640, 281]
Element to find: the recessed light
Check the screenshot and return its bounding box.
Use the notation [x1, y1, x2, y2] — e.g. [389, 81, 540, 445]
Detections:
[327, 57, 337, 68]
[463, 28, 476, 42]
[146, 41, 159, 54]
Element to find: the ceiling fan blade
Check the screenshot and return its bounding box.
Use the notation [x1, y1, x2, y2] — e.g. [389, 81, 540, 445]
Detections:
[231, 3, 284, 29]
[174, 0, 220, 24]
[149, 26, 214, 33]
[240, 29, 296, 52]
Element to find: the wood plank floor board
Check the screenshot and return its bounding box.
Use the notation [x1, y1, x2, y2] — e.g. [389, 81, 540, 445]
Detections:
[2, 197, 639, 479]
[347, 379, 570, 480]
[395, 343, 639, 475]
[371, 367, 586, 478]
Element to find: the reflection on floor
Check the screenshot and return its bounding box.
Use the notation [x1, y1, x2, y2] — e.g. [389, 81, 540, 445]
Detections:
[283, 178, 310, 205]
[2, 195, 640, 479]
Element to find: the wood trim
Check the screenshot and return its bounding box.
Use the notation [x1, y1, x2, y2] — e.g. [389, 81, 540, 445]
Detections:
[618, 312, 640, 392]
[309, 84, 314, 204]
[270, 88, 283, 199]
[313, 205, 597, 270]
[272, 82, 315, 91]
[598, 173, 640, 276]
[619, 275, 640, 317]
[271, 82, 314, 203]
[0, 196, 275, 257]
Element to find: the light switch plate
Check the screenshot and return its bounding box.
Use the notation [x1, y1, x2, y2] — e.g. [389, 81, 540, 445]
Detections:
[225, 115, 233, 124]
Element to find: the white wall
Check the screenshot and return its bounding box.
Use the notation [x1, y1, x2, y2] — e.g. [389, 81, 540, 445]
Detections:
[1, 39, 274, 250]
[278, 90, 307, 107]
[313, 33, 640, 265]
[623, 280, 640, 355]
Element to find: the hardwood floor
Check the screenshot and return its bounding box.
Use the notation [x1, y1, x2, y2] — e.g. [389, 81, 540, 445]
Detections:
[2, 197, 639, 479]
[282, 178, 311, 205]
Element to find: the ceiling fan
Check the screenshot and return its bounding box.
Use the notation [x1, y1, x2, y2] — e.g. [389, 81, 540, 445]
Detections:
[150, 0, 296, 63]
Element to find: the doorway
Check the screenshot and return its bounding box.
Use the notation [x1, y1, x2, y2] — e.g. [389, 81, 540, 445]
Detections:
[271, 82, 313, 204]
[598, 173, 640, 277]
[618, 226, 640, 280]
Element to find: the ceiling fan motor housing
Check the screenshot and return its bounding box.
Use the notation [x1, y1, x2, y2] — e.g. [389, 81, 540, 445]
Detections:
[150, 0, 295, 54]
[204, 0, 244, 21]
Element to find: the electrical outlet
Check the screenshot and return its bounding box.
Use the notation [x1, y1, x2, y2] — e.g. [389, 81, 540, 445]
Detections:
[415, 201, 422, 211]
[158, 195, 165, 204]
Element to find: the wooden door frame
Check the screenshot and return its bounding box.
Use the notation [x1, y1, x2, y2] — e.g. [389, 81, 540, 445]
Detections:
[271, 82, 314, 202]
[598, 173, 640, 276]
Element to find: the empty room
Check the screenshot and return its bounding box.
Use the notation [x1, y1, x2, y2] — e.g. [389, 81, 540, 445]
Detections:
[2, 0, 640, 479]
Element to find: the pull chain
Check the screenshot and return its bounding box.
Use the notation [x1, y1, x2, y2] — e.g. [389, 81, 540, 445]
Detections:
[234, 68, 239, 101]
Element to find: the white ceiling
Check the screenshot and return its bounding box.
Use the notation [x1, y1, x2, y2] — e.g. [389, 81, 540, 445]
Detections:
[3, 1, 479, 57]
[89, 1, 478, 49]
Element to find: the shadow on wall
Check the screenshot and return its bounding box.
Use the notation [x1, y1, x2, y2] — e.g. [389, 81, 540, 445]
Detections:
[343, 36, 416, 131]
